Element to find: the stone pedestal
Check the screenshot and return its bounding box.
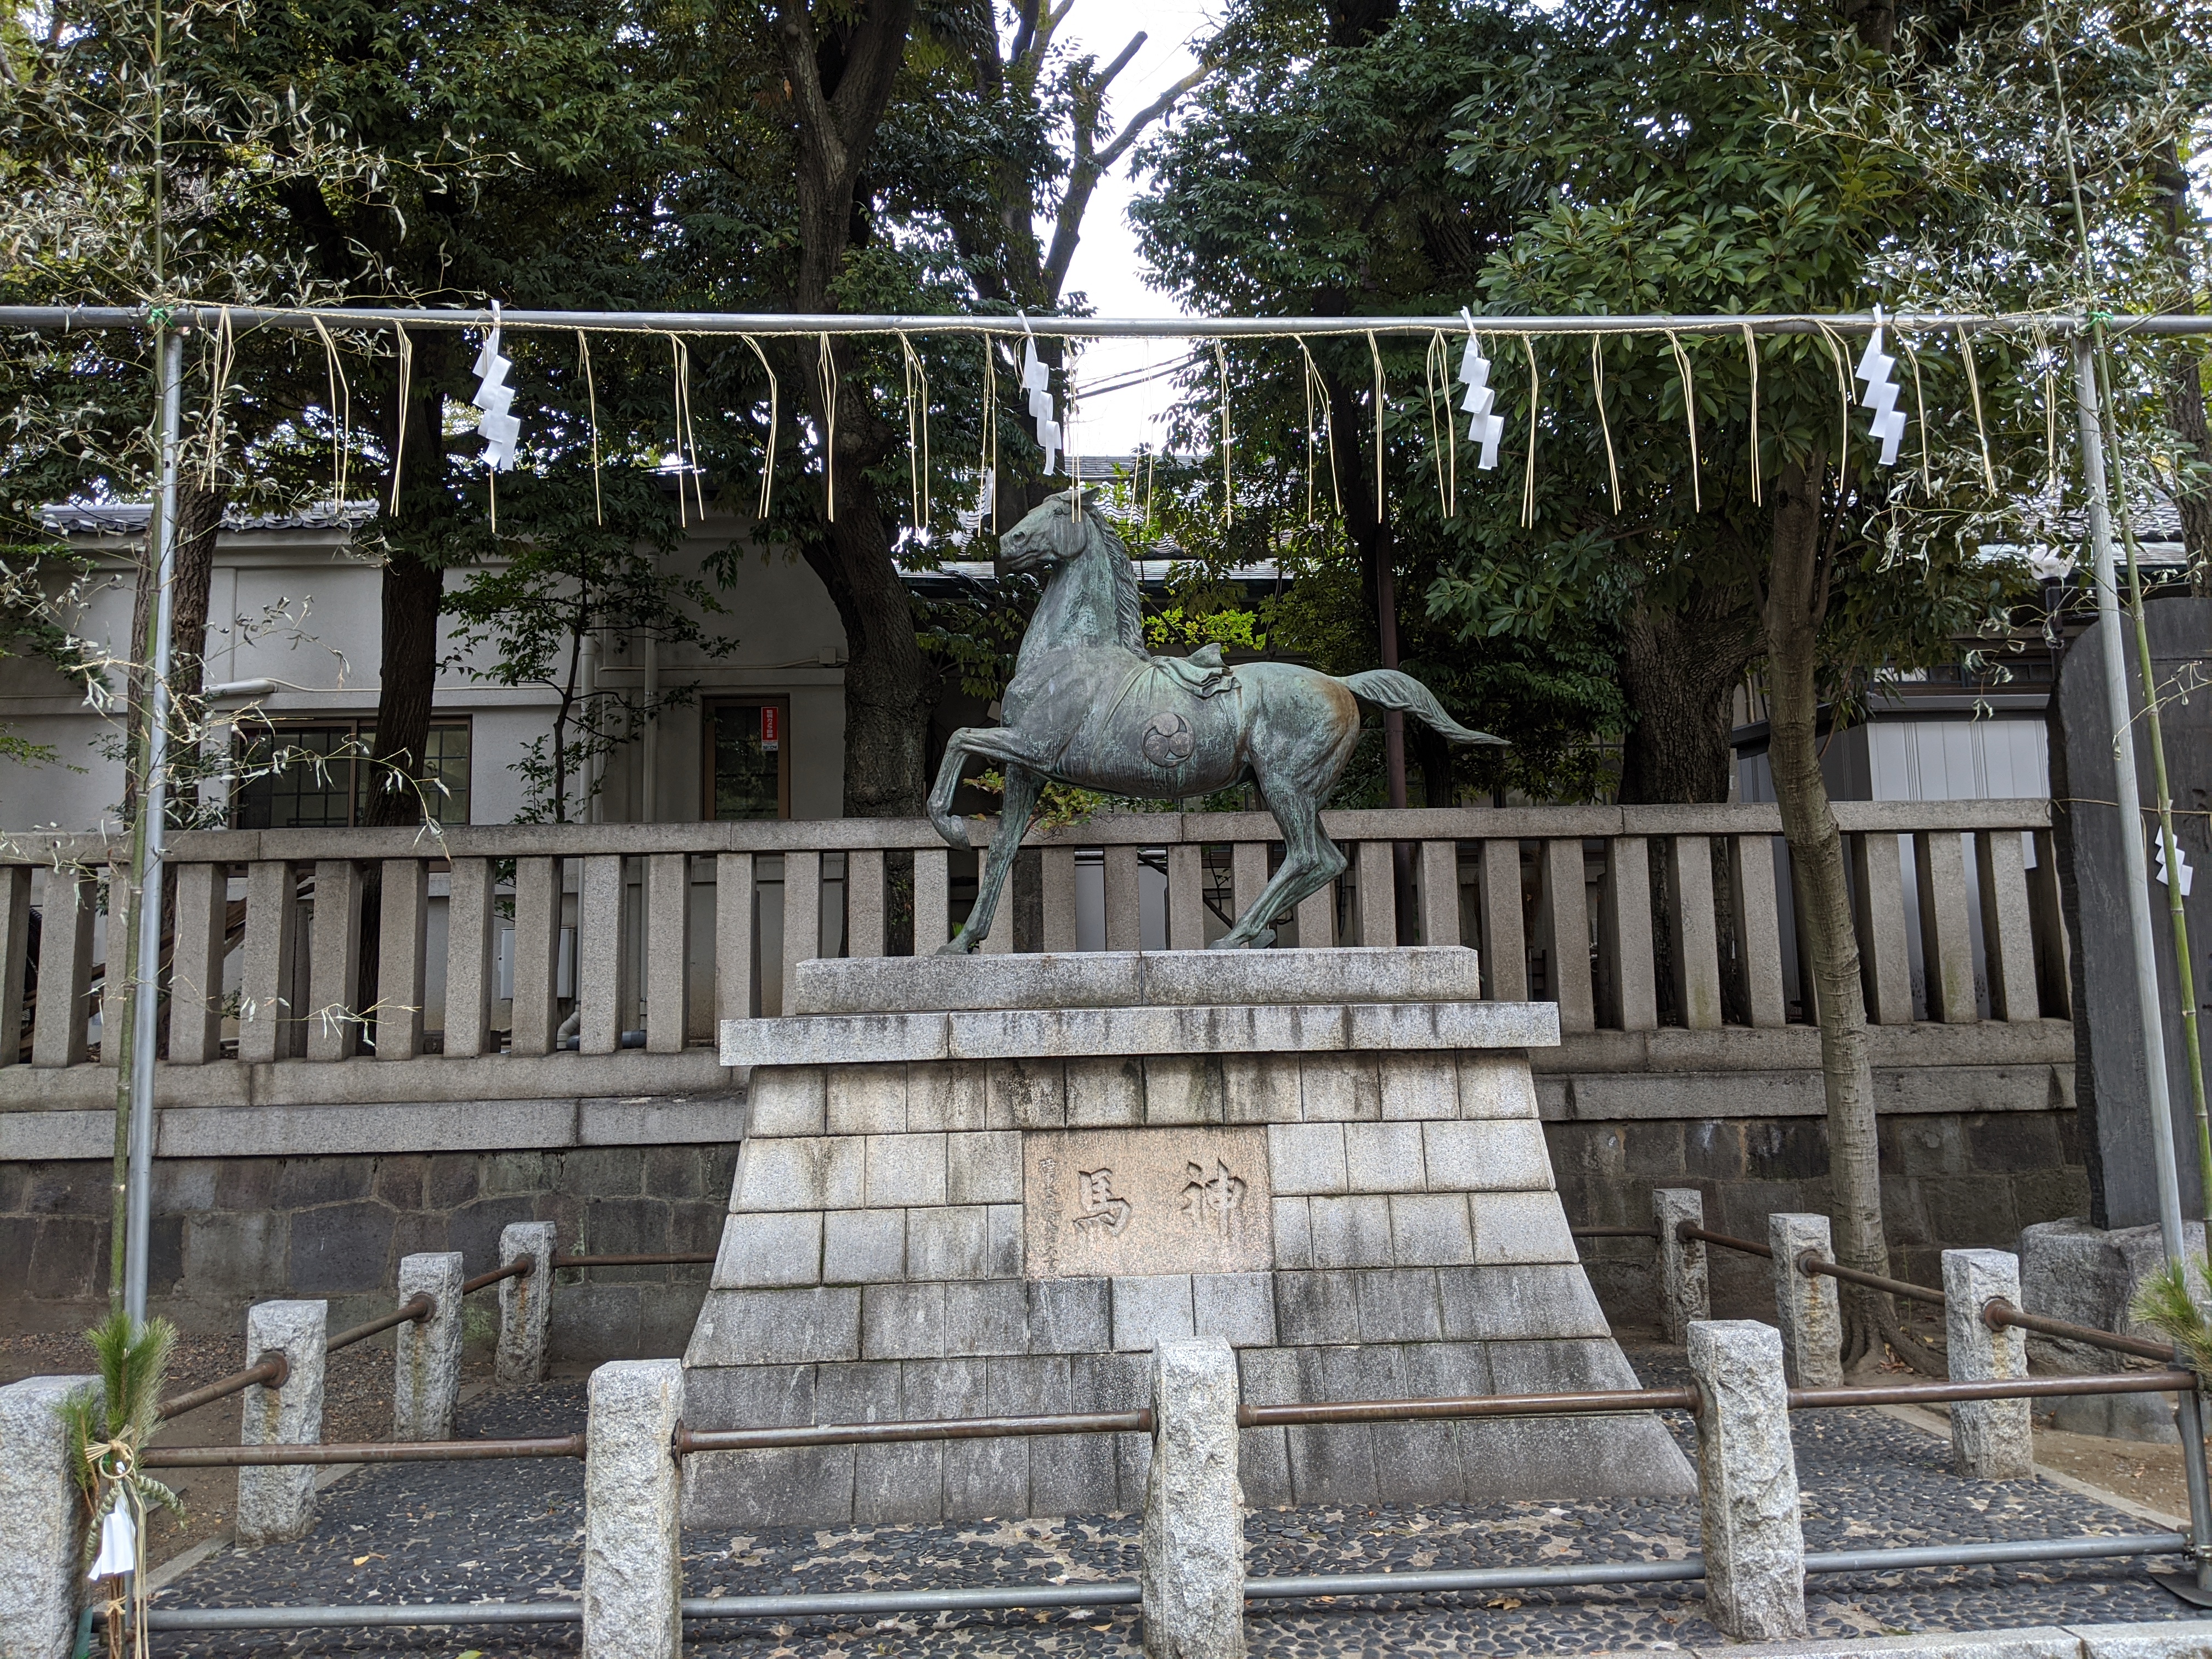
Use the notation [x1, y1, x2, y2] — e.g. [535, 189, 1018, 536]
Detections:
[2019, 1217, 2202, 1443]
[685, 948, 1694, 1525]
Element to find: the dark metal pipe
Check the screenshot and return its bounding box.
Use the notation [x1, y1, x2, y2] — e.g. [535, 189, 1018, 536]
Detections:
[676, 1409, 1152, 1453]
[1984, 1299, 2181, 1363]
[1240, 1387, 1697, 1427]
[156, 1351, 287, 1420]
[1677, 1222, 1773, 1259]
[325, 1292, 433, 1353]
[133, 1604, 584, 1630]
[1245, 1559, 1705, 1599]
[1789, 1370, 2197, 1409]
[1570, 1226, 1660, 1239]
[685, 1583, 1143, 1618]
[141, 1433, 584, 1469]
[1797, 1251, 1946, 1306]
[1803, 1533, 2190, 1575]
[462, 1260, 531, 1295]
[551, 1251, 716, 1269]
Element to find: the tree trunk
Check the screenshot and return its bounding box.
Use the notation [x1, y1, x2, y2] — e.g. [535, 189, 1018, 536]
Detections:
[1616, 590, 1755, 806]
[1760, 458, 1926, 1369]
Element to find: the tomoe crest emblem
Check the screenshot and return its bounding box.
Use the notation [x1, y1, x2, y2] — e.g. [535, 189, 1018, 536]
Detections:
[1141, 711, 1195, 767]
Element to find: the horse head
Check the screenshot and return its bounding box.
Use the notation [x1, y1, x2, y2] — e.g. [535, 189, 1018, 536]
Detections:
[994, 488, 1111, 581]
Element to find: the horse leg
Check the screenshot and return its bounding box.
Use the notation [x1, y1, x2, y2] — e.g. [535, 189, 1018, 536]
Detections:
[940, 763, 1042, 956]
[929, 726, 1055, 848]
[1214, 730, 1357, 950]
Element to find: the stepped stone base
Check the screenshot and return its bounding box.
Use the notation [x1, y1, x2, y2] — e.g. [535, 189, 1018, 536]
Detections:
[684, 949, 1693, 1525]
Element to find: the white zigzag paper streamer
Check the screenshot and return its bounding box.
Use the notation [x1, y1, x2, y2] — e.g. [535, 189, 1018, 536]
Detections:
[1854, 310, 1907, 468]
[952, 467, 995, 545]
[1023, 340, 1059, 476]
[1458, 330, 1504, 471]
[471, 311, 520, 472]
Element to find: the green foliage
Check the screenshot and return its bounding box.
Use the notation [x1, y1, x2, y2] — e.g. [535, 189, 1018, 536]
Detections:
[1145, 606, 1266, 654]
[57, 1310, 185, 1543]
[2129, 1256, 2212, 1381]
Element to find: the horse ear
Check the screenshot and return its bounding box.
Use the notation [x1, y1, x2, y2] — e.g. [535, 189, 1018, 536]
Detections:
[1047, 497, 1092, 556]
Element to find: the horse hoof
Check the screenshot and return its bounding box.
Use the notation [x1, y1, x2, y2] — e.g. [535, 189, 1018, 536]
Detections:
[1207, 928, 1274, 951]
[935, 935, 978, 957]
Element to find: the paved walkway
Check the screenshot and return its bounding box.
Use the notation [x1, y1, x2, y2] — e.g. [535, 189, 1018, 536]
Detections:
[148, 1347, 2212, 1656]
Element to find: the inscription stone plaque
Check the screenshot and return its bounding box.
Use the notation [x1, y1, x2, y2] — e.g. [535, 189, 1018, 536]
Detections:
[1024, 1127, 1272, 1279]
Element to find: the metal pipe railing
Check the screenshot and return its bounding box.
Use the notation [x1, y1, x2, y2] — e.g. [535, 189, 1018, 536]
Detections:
[551, 1251, 716, 1269]
[676, 1409, 1153, 1454]
[1677, 1222, 1773, 1259]
[325, 1291, 434, 1353]
[1569, 1225, 1660, 1239]
[1984, 1298, 2181, 1363]
[461, 1260, 531, 1295]
[1795, 1250, 1946, 1307]
[141, 1433, 584, 1469]
[1787, 1370, 2198, 1409]
[155, 1350, 288, 1421]
[1239, 1387, 1696, 1428]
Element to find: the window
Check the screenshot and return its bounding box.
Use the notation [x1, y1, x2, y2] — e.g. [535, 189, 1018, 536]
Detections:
[234, 719, 471, 828]
[706, 699, 789, 820]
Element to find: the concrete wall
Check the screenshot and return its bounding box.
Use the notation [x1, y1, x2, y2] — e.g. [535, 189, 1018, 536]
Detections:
[0, 1144, 735, 1361]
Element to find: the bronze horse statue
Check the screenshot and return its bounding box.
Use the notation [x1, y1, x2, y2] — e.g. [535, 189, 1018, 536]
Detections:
[929, 489, 1503, 951]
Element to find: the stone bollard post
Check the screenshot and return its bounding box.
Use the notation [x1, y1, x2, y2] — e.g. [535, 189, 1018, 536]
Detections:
[236, 1300, 329, 1545]
[0, 1373, 97, 1659]
[1768, 1213, 1843, 1388]
[583, 1359, 685, 1659]
[395, 1251, 465, 1442]
[1139, 1340, 1246, 1659]
[1688, 1320, 1807, 1643]
[1943, 1249, 2035, 1480]
[496, 1222, 558, 1387]
[1652, 1189, 1709, 1345]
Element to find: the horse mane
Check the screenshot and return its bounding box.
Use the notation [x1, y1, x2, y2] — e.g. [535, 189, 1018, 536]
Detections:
[1080, 502, 1146, 653]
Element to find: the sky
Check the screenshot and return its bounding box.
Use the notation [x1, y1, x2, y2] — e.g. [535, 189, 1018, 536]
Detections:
[1045, 2, 1219, 456]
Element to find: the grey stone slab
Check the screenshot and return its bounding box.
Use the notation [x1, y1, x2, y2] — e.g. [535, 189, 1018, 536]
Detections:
[989, 1057, 1067, 1127]
[686, 1285, 862, 1365]
[1459, 1052, 1542, 1119]
[583, 1359, 686, 1659]
[1770, 1212, 1843, 1388]
[1421, 1118, 1555, 1192]
[722, 1011, 951, 1067]
[1272, 1198, 1313, 1269]
[236, 1299, 328, 1545]
[860, 1282, 946, 1361]
[1143, 1056, 1227, 1125]
[1029, 1278, 1111, 1355]
[863, 1132, 949, 1207]
[985, 1353, 1073, 1415]
[957, 1006, 1190, 1062]
[1140, 1341, 1245, 1659]
[1690, 1319, 1807, 1641]
[0, 1372, 95, 1659]
[396, 1252, 464, 1442]
[1469, 1190, 1578, 1263]
[1437, 1263, 1610, 1341]
[946, 1279, 1031, 1356]
[1457, 1410, 1692, 1499]
[1389, 1194, 1476, 1266]
[855, 1438, 944, 1523]
[1267, 1122, 1347, 1195]
[816, 1359, 904, 1424]
[1308, 1195, 1394, 1269]
[1488, 1335, 1643, 1393]
[906, 1060, 988, 1131]
[826, 1063, 909, 1135]
[908, 1205, 990, 1282]
[1112, 1274, 1197, 1350]
[668, 1358, 815, 1430]
[1377, 1341, 1469, 1505]
[1024, 1125, 1272, 1280]
[1066, 1057, 1146, 1125]
[1353, 1267, 1444, 1341]
[1944, 1248, 2035, 1479]
[1192, 1272, 1277, 1345]
[744, 1065, 825, 1136]
[711, 1210, 823, 1289]
[731, 1136, 864, 1213]
[1350, 1001, 1559, 1052]
[1222, 1054, 1301, 1124]
[1380, 1052, 1460, 1121]
[988, 1205, 1024, 1278]
[823, 1208, 906, 1284]
[1299, 1054, 1382, 1121]
[1273, 1269, 1360, 1345]
[1285, 1345, 1401, 1506]
[1070, 1350, 1155, 1508]
[1344, 1120, 1426, 1191]
[1032, 1418, 1121, 1517]
[946, 1130, 1024, 1205]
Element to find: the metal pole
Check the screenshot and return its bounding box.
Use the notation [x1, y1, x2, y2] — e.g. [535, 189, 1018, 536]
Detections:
[123, 330, 184, 1323]
[2073, 337, 2212, 1589]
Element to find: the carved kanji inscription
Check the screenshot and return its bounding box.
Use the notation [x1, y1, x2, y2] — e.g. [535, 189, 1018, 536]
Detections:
[1024, 1127, 1271, 1279]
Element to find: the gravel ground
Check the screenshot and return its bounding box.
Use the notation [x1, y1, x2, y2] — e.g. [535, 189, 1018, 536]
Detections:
[138, 1343, 2212, 1657]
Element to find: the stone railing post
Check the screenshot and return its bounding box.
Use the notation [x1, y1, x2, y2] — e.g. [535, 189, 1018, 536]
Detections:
[1652, 1189, 1709, 1345]
[1943, 1249, 2034, 1480]
[1768, 1213, 1842, 1387]
[583, 1359, 685, 1659]
[1139, 1339, 1245, 1659]
[236, 1300, 328, 1545]
[497, 1222, 558, 1387]
[1688, 1319, 1807, 1642]
[395, 1251, 464, 1442]
[0, 1373, 96, 1659]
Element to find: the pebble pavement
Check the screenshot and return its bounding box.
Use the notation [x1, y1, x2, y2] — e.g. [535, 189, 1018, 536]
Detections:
[144, 1345, 2212, 1657]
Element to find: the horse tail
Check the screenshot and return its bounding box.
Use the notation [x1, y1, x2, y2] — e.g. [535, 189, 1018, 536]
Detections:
[1339, 670, 1508, 746]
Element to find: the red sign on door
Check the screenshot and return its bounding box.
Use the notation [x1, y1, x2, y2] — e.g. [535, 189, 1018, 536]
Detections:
[760, 706, 780, 751]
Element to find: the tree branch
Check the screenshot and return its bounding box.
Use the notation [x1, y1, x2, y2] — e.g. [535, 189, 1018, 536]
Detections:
[1096, 61, 1207, 171]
